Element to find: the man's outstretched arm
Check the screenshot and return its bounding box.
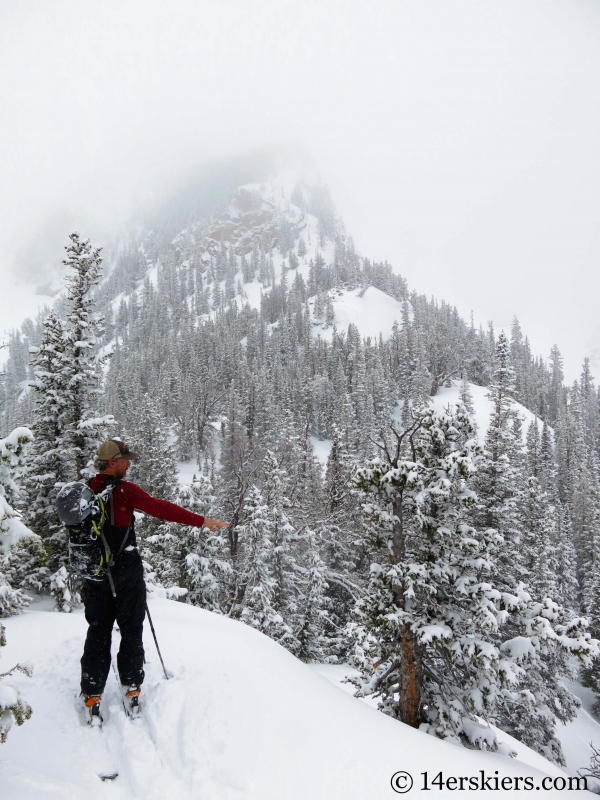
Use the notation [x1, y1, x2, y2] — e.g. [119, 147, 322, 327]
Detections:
[123, 482, 228, 530]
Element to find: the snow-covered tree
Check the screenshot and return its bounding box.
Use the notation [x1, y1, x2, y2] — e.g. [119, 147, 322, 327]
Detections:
[129, 393, 180, 586]
[290, 528, 329, 663]
[458, 374, 475, 418]
[351, 402, 597, 761]
[179, 474, 231, 610]
[237, 486, 284, 636]
[62, 233, 113, 479]
[24, 313, 70, 541]
[22, 312, 70, 587]
[351, 405, 507, 748]
[0, 428, 40, 617]
[263, 451, 299, 650]
[472, 332, 525, 591]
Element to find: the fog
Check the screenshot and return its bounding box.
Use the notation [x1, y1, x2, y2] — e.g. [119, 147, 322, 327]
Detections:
[2, 0, 600, 380]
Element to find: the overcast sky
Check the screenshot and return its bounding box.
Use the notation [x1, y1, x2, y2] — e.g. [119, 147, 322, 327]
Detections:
[1, 0, 599, 381]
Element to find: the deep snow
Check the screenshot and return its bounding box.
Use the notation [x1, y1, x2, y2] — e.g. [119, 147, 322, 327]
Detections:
[309, 286, 410, 343]
[429, 380, 547, 444]
[1, 598, 595, 799]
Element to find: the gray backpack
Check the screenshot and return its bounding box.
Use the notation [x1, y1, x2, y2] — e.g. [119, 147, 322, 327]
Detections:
[56, 481, 118, 583]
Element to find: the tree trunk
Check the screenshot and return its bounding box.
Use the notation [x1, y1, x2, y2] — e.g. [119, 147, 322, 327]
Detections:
[399, 625, 422, 727]
[390, 493, 422, 726]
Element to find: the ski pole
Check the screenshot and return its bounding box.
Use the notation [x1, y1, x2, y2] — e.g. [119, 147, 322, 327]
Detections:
[145, 602, 169, 680]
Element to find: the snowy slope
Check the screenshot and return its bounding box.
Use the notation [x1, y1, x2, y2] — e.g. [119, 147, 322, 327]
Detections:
[311, 380, 543, 467]
[430, 381, 546, 443]
[313, 665, 600, 793]
[309, 286, 410, 343]
[560, 678, 600, 785]
[0, 599, 588, 799]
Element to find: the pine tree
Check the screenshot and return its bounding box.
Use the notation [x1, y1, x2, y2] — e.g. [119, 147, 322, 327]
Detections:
[0, 428, 40, 616]
[62, 233, 113, 479]
[237, 486, 283, 636]
[472, 332, 525, 590]
[129, 394, 180, 587]
[351, 405, 512, 748]
[21, 235, 112, 609]
[458, 373, 476, 419]
[263, 451, 298, 650]
[519, 475, 558, 602]
[320, 425, 364, 654]
[553, 502, 578, 611]
[290, 528, 329, 662]
[352, 401, 596, 762]
[179, 474, 231, 610]
[468, 335, 594, 763]
[22, 312, 70, 585]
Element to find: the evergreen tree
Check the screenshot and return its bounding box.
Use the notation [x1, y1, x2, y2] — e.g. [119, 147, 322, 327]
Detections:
[263, 451, 298, 650]
[62, 233, 113, 479]
[179, 474, 231, 610]
[458, 373, 475, 419]
[472, 332, 525, 590]
[290, 528, 329, 662]
[237, 486, 283, 636]
[129, 394, 180, 586]
[351, 405, 511, 748]
[0, 428, 40, 616]
[22, 312, 70, 585]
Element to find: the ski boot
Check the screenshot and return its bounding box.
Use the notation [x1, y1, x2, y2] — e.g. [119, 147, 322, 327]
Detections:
[125, 686, 141, 716]
[83, 694, 103, 726]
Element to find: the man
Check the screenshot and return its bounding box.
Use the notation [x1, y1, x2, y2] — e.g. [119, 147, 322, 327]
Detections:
[81, 438, 227, 721]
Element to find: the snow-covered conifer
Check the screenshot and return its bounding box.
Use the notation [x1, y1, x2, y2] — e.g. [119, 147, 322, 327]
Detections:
[62, 233, 113, 479]
[237, 486, 282, 636]
[130, 394, 180, 586]
[290, 529, 329, 663]
[24, 313, 70, 543]
[351, 405, 508, 747]
[21, 312, 72, 588]
[472, 332, 525, 589]
[179, 474, 231, 610]
[262, 451, 299, 649]
[0, 428, 40, 616]
[458, 374, 475, 420]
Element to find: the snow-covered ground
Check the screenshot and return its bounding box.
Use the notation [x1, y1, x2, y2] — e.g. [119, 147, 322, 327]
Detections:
[312, 664, 600, 792]
[309, 286, 410, 343]
[430, 380, 545, 443]
[310, 379, 543, 471]
[1, 599, 595, 799]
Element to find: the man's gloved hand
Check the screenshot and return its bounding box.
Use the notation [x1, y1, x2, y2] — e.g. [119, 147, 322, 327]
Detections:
[202, 517, 228, 532]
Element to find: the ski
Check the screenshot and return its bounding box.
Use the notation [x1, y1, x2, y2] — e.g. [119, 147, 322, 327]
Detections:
[111, 659, 141, 719]
[75, 694, 119, 781]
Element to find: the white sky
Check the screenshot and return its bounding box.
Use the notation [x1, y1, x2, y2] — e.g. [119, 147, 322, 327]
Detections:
[1, 0, 599, 381]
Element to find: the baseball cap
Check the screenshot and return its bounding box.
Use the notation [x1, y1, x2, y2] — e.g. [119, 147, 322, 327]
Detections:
[97, 439, 139, 461]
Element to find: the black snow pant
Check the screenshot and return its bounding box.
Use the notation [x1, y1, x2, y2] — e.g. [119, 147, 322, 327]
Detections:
[80, 551, 146, 695]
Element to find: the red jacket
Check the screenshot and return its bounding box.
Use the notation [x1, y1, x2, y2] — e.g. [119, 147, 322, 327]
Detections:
[90, 474, 205, 529]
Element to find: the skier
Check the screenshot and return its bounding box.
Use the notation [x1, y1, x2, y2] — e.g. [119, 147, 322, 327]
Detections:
[81, 438, 227, 721]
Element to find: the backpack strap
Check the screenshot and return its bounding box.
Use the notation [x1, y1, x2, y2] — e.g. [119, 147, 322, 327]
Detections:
[90, 477, 132, 560]
[105, 479, 132, 557]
